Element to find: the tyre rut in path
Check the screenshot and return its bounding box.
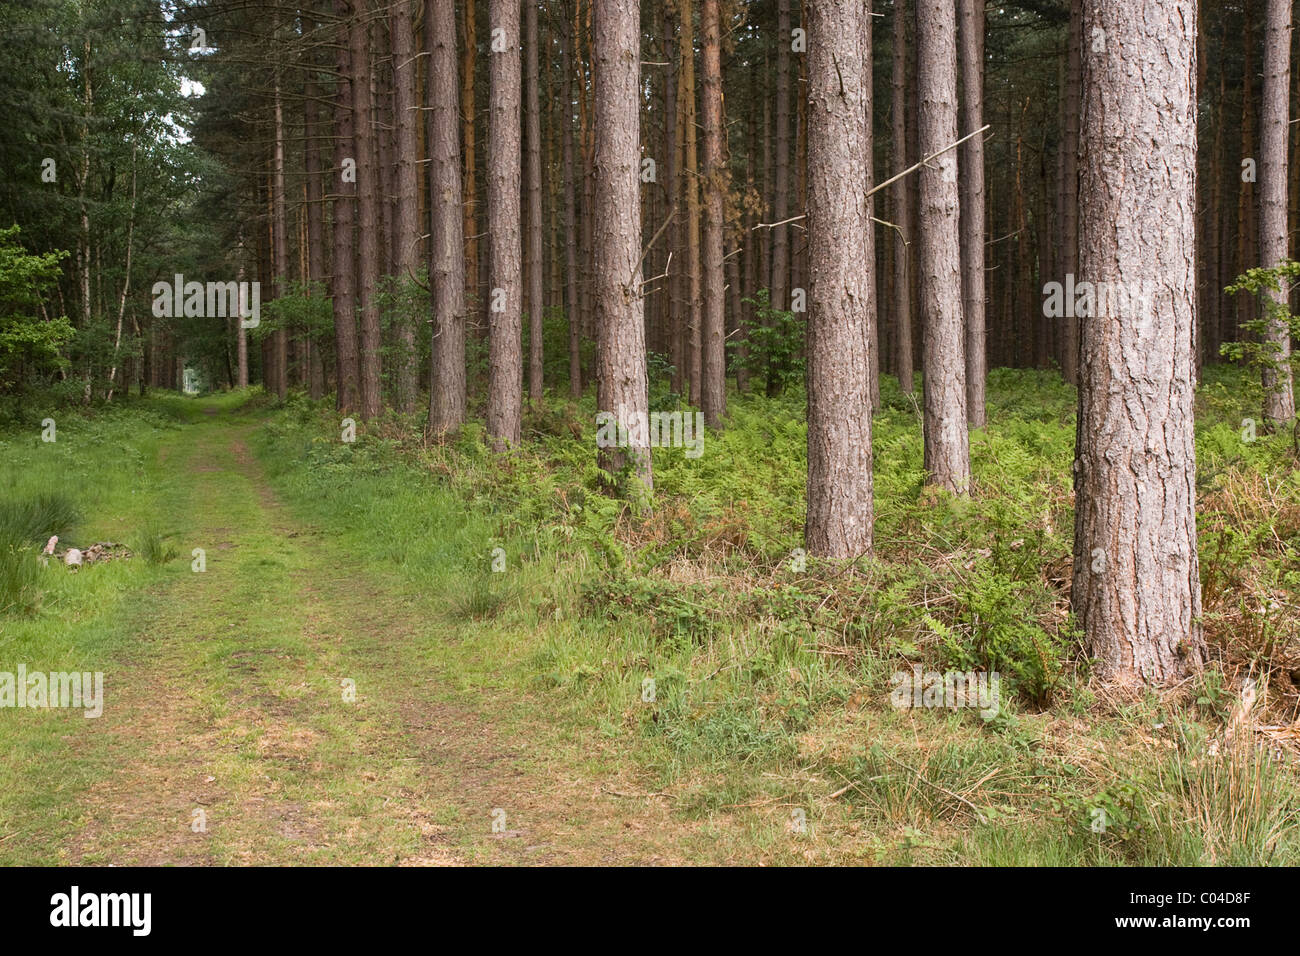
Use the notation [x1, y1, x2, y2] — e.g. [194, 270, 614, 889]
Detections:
[62, 415, 703, 865]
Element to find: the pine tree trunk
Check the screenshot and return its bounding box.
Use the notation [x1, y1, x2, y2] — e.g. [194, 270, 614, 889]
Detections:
[332, 0, 361, 414]
[762, 87, 772, 324]
[1237, 0, 1258, 337]
[805, 0, 874, 559]
[273, 70, 289, 401]
[792, 52, 808, 301]
[769, 0, 793, 398]
[389, 0, 420, 413]
[577, 0, 595, 384]
[352, 5, 382, 419]
[561, 12, 583, 399]
[460, 0, 479, 354]
[1193, 1, 1207, 379]
[891, 0, 914, 395]
[593, 0, 653, 494]
[237, 243, 249, 388]
[726, 241, 744, 388]
[428, 0, 466, 432]
[486, 0, 523, 448]
[303, 8, 326, 402]
[700, 0, 727, 426]
[377, 25, 395, 284]
[525, 0, 545, 402]
[1292, 21, 1300, 295]
[1073, 0, 1206, 685]
[1061, 0, 1081, 385]
[662, 11, 680, 385]
[738, 68, 757, 394]
[677, 0, 702, 405]
[1260, 0, 1295, 423]
[916, 0, 970, 493]
[864, 0, 880, 413]
[78, 40, 92, 403]
[958, 0, 985, 426]
[907, 36, 922, 372]
[669, 8, 686, 396]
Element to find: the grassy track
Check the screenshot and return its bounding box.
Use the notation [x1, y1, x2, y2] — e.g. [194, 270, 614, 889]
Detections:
[1, 396, 757, 864]
[2, 377, 1297, 866]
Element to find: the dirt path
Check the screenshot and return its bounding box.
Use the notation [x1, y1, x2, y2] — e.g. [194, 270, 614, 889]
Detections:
[59, 412, 702, 865]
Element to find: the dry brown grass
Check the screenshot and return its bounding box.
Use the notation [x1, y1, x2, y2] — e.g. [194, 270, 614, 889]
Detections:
[1199, 468, 1300, 716]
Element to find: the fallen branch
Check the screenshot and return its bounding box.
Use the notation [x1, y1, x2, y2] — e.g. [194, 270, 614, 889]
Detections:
[866, 124, 992, 201]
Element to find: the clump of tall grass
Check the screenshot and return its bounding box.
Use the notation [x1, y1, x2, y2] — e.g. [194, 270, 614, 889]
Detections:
[0, 491, 78, 616]
[448, 572, 518, 622]
[0, 531, 43, 616]
[135, 523, 178, 565]
[0, 490, 80, 544]
[1145, 722, 1300, 865]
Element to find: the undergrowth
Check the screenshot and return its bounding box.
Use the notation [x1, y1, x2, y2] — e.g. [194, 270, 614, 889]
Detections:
[252, 365, 1300, 864]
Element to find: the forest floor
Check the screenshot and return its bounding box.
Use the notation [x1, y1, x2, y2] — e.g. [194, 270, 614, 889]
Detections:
[3, 400, 744, 864]
[2, 373, 1299, 865]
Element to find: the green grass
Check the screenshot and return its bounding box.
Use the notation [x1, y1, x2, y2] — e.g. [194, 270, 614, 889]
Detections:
[242, 365, 1300, 865]
[0, 534, 42, 616]
[134, 521, 179, 566]
[0, 490, 81, 545]
[0, 395, 190, 853]
[0, 470, 84, 615]
[2, 370, 1296, 866]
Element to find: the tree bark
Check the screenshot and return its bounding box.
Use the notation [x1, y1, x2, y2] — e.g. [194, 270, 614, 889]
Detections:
[332, 0, 361, 414]
[738, 65, 757, 394]
[593, 0, 653, 494]
[377, 24, 395, 285]
[428, 0, 466, 432]
[561, 13, 583, 399]
[237, 239, 249, 388]
[578, 0, 595, 385]
[390, 0, 421, 413]
[352, 4, 383, 419]
[805, 0, 874, 559]
[273, 69, 289, 401]
[486, 0, 523, 448]
[676, 0, 702, 404]
[769, 0, 794, 399]
[460, 0, 479, 356]
[1193, 0, 1207, 379]
[916, 0, 970, 493]
[106, 144, 137, 403]
[660, 11, 681, 392]
[668, 4, 686, 395]
[303, 13, 327, 402]
[958, 0, 985, 426]
[700, 0, 727, 426]
[1073, 0, 1206, 685]
[1237, 0, 1258, 338]
[792, 51, 808, 304]
[1292, 20, 1300, 299]
[78, 39, 92, 403]
[1260, 0, 1295, 423]
[864, 0, 880, 413]
[1060, 0, 1081, 385]
[891, 0, 914, 395]
[525, 0, 545, 401]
